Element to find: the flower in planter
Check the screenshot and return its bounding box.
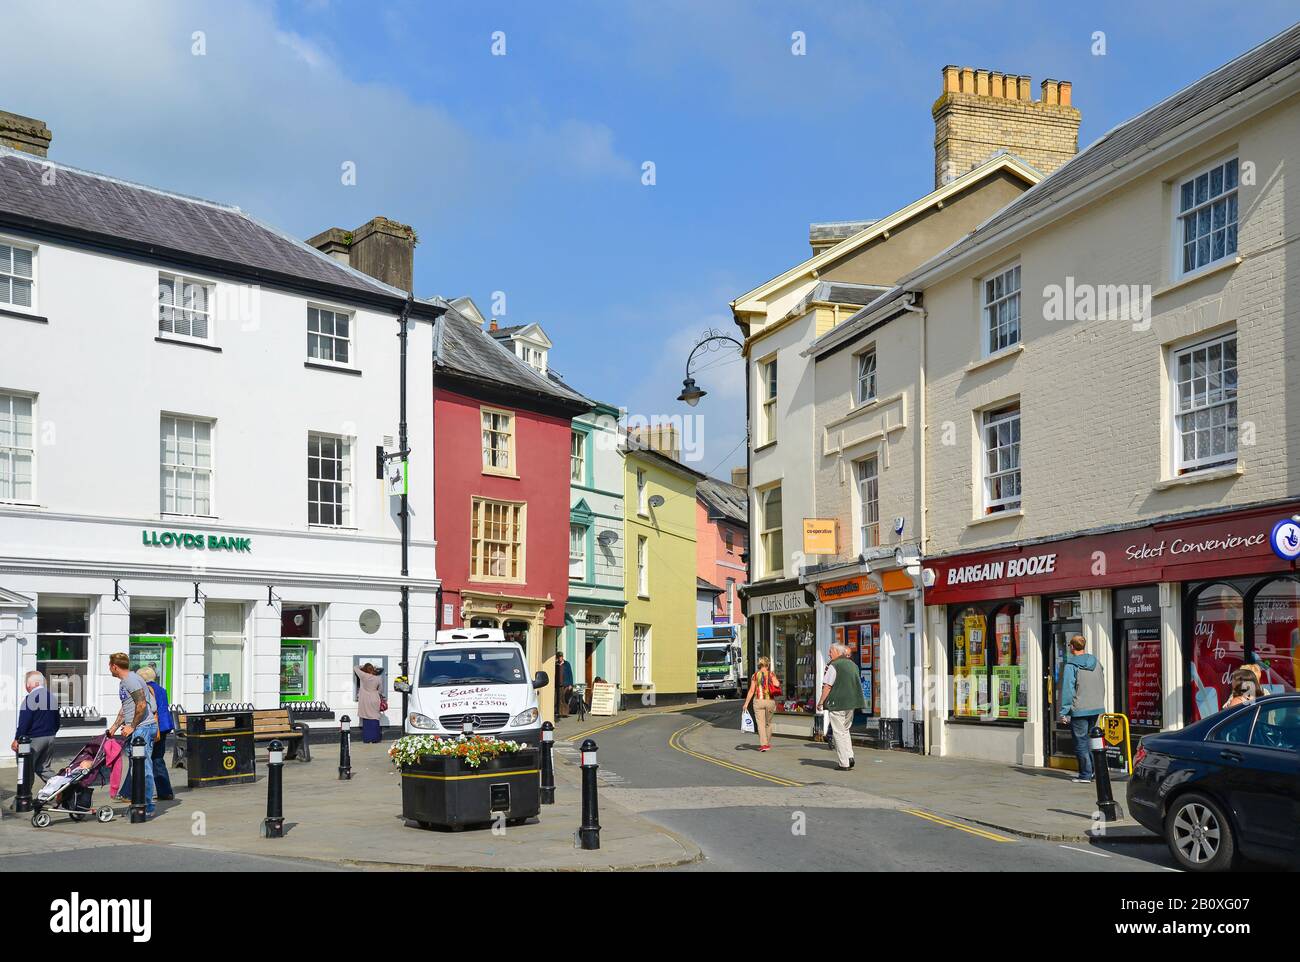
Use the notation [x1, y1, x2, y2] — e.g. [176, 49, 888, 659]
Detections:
[389, 733, 526, 769]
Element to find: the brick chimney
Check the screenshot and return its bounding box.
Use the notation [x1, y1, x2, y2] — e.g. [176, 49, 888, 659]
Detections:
[933, 66, 1080, 188]
[307, 216, 417, 292]
[730, 466, 748, 489]
[0, 110, 53, 157]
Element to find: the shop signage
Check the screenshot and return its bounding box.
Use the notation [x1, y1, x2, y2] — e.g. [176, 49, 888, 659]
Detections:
[923, 502, 1300, 605]
[816, 570, 913, 603]
[589, 681, 617, 717]
[141, 529, 251, 552]
[747, 589, 811, 616]
[1114, 586, 1158, 618]
[802, 519, 837, 555]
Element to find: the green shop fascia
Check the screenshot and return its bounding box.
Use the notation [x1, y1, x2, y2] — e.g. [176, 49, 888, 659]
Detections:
[141, 529, 252, 552]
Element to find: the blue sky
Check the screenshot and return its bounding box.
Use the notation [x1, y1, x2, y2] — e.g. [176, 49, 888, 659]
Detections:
[4, 0, 1298, 474]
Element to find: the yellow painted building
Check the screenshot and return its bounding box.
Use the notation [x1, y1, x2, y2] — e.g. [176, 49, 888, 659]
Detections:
[622, 445, 703, 708]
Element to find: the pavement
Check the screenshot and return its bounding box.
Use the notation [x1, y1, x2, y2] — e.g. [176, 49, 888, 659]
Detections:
[0, 735, 701, 872]
[561, 699, 1155, 844]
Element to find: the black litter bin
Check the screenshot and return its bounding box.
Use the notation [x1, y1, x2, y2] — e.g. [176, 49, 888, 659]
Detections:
[184, 710, 256, 788]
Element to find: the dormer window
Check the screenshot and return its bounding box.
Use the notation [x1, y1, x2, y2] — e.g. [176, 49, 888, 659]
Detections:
[517, 343, 547, 374]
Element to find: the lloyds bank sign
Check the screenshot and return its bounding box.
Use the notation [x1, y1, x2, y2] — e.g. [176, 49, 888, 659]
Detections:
[141, 529, 252, 552]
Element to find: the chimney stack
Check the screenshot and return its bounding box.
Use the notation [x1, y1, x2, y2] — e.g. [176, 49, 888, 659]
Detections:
[730, 466, 748, 489]
[308, 216, 417, 293]
[933, 65, 1080, 188]
[0, 110, 53, 157]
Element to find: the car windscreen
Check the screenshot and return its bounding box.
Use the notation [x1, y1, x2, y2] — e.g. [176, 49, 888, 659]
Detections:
[697, 648, 730, 666]
[418, 648, 527, 687]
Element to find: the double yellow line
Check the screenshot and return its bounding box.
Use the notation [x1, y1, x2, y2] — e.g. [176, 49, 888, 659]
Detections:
[900, 808, 1013, 843]
[565, 704, 699, 742]
[668, 721, 803, 787]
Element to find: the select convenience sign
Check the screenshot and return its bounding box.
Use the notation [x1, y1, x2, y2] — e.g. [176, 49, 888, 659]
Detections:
[141, 529, 252, 552]
[924, 504, 1299, 605]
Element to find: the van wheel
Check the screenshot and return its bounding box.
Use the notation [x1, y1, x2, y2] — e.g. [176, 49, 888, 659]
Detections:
[1165, 793, 1236, 872]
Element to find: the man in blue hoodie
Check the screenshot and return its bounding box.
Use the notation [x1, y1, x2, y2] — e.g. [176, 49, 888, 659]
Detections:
[1059, 635, 1106, 784]
[11, 671, 60, 781]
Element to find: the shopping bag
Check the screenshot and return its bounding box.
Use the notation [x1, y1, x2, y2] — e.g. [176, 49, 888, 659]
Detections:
[740, 710, 756, 734]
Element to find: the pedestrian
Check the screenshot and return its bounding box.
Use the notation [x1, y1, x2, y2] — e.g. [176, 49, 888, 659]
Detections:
[354, 662, 385, 743]
[1223, 662, 1265, 708]
[555, 651, 574, 718]
[1058, 635, 1106, 784]
[137, 667, 175, 801]
[741, 656, 779, 752]
[817, 643, 867, 771]
[106, 652, 158, 817]
[11, 670, 60, 782]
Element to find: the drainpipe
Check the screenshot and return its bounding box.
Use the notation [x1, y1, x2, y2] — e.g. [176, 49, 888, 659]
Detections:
[398, 295, 412, 725]
[898, 293, 930, 753]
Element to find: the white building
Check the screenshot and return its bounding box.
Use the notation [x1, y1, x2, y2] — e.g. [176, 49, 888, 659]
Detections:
[0, 133, 440, 760]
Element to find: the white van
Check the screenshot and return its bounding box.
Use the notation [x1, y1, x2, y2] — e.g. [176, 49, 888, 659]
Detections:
[393, 629, 549, 745]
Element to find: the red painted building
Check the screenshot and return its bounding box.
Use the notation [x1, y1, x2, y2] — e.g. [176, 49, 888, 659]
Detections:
[430, 298, 590, 720]
[696, 475, 748, 627]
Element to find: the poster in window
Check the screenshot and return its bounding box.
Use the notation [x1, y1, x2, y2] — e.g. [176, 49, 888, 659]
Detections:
[280, 646, 308, 698]
[860, 668, 872, 710]
[1124, 626, 1163, 728]
[1251, 585, 1299, 694]
[993, 665, 1017, 719]
[976, 671, 991, 717]
[1191, 588, 1245, 720]
[953, 667, 976, 717]
[1014, 665, 1028, 719]
[995, 612, 1014, 666]
[965, 614, 986, 668]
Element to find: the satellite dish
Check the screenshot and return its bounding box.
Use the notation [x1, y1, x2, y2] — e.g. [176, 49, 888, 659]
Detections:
[648, 495, 665, 509]
[359, 609, 381, 634]
[597, 529, 618, 546]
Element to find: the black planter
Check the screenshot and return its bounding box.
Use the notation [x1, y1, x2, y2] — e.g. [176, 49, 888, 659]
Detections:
[400, 748, 541, 830]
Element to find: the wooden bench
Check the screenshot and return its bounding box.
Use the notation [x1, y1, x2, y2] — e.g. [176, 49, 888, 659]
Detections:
[172, 707, 311, 768]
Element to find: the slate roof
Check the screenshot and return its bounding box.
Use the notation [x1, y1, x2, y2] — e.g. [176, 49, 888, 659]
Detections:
[809, 220, 877, 245]
[0, 146, 430, 311]
[820, 23, 1300, 347]
[697, 476, 747, 526]
[430, 299, 591, 411]
[697, 576, 723, 593]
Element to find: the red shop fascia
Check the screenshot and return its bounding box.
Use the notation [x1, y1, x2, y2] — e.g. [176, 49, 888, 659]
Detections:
[923, 501, 1300, 605]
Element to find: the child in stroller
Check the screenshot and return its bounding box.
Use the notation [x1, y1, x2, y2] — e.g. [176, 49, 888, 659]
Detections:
[30, 733, 122, 828]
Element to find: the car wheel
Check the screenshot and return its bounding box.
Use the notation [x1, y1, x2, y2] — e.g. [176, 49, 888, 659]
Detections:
[1165, 792, 1236, 872]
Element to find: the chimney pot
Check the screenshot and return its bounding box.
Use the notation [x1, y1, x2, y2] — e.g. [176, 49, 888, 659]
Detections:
[488, 319, 498, 332]
[1041, 79, 1060, 106]
[942, 65, 960, 94]
[960, 67, 975, 93]
[0, 110, 53, 157]
[1058, 80, 1073, 107]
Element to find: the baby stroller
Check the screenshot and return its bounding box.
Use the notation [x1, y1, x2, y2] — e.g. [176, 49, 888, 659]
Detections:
[31, 733, 121, 828]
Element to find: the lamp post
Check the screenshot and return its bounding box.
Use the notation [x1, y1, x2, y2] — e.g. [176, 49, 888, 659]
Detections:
[675, 331, 744, 407]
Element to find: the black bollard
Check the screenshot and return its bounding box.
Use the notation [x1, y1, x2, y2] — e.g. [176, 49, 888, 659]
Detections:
[14, 736, 33, 813]
[338, 715, 352, 780]
[539, 722, 556, 805]
[263, 739, 285, 838]
[578, 738, 600, 850]
[129, 735, 148, 823]
[1090, 723, 1119, 822]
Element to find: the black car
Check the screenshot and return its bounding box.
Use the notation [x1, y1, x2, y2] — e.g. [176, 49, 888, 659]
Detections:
[1127, 694, 1299, 871]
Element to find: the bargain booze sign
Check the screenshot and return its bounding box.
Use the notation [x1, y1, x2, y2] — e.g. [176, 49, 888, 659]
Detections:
[924, 503, 1300, 605]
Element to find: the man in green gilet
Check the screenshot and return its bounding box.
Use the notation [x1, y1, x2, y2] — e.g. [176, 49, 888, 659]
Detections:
[817, 642, 866, 770]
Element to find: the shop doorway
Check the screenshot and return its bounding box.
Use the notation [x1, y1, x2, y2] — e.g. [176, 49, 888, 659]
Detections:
[1114, 586, 1163, 740]
[1042, 594, 1083, 766]
[129, 605, 174, 695]
[831, 604, 879, 725]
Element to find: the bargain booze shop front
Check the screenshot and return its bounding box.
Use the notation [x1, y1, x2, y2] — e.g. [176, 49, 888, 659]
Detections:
[921, 501, 1300, 769]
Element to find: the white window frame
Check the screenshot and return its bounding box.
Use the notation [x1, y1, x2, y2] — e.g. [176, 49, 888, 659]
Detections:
[306, 304, 355, 367]
[981, 264, 1021, 356]
[759, 484, 784, 577]
[636, 535, 649, 597]
[758, 355, 778, 445]
[569, 522, 587, 581]
[0, 390, 36, 504]
[307, 432, 353, 527]
[632, 623, 651, 686]
[158, 271, 215, 343]
[570, 430, 585, 484]
[1175, 156, 1239, 279]
[636, 467, 648, 516]
[856, 347, 877, 404]
[160, 414, 215, 517]
[36, 598, 92, 707]
[855, 455, 879, 551]
[981, 405, 1022, 514]
[1172, 332, 1238, 474]
[0, 237, 37, 314]
[481, 406, 516, 475]
[470, 497, 526, 583]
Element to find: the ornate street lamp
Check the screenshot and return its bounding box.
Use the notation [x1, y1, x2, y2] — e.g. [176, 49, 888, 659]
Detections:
[677, 330, 744, 406]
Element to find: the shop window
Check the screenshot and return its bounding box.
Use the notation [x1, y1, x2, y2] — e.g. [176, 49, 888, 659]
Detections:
[469, 616, 499, 629]
[280, 606, 318, 703]
[950, 601, 1025, 721]
[129, 605, 174, 695]
[771, 610, 815, 713]
[0, 390, 35, 503]
[37, 599, 90, 707]
[1249, 577, 1298, 695]
[204, 602, 245, 706]
[503, 619, 529, 656]
[1189, 583, 1245, 721]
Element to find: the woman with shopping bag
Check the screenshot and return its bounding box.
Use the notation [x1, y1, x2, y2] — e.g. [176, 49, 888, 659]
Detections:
[741, 656, 781, 752]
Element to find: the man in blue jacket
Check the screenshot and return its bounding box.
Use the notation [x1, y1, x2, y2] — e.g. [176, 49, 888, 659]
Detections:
[1059, 635, 1106, 784]
[11, 671, 60, 781]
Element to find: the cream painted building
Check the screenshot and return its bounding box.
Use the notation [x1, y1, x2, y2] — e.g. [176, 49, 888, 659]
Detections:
[834, 26, 1300, 768]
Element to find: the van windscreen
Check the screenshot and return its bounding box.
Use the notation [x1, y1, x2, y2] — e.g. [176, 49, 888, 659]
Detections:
[418, 648, 527, 687]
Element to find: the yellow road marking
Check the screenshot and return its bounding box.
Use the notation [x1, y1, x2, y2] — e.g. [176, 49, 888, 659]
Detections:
[667, 721, 803, 787]
[565, 703, 700, 742]
[900, 808, 1013, 843]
